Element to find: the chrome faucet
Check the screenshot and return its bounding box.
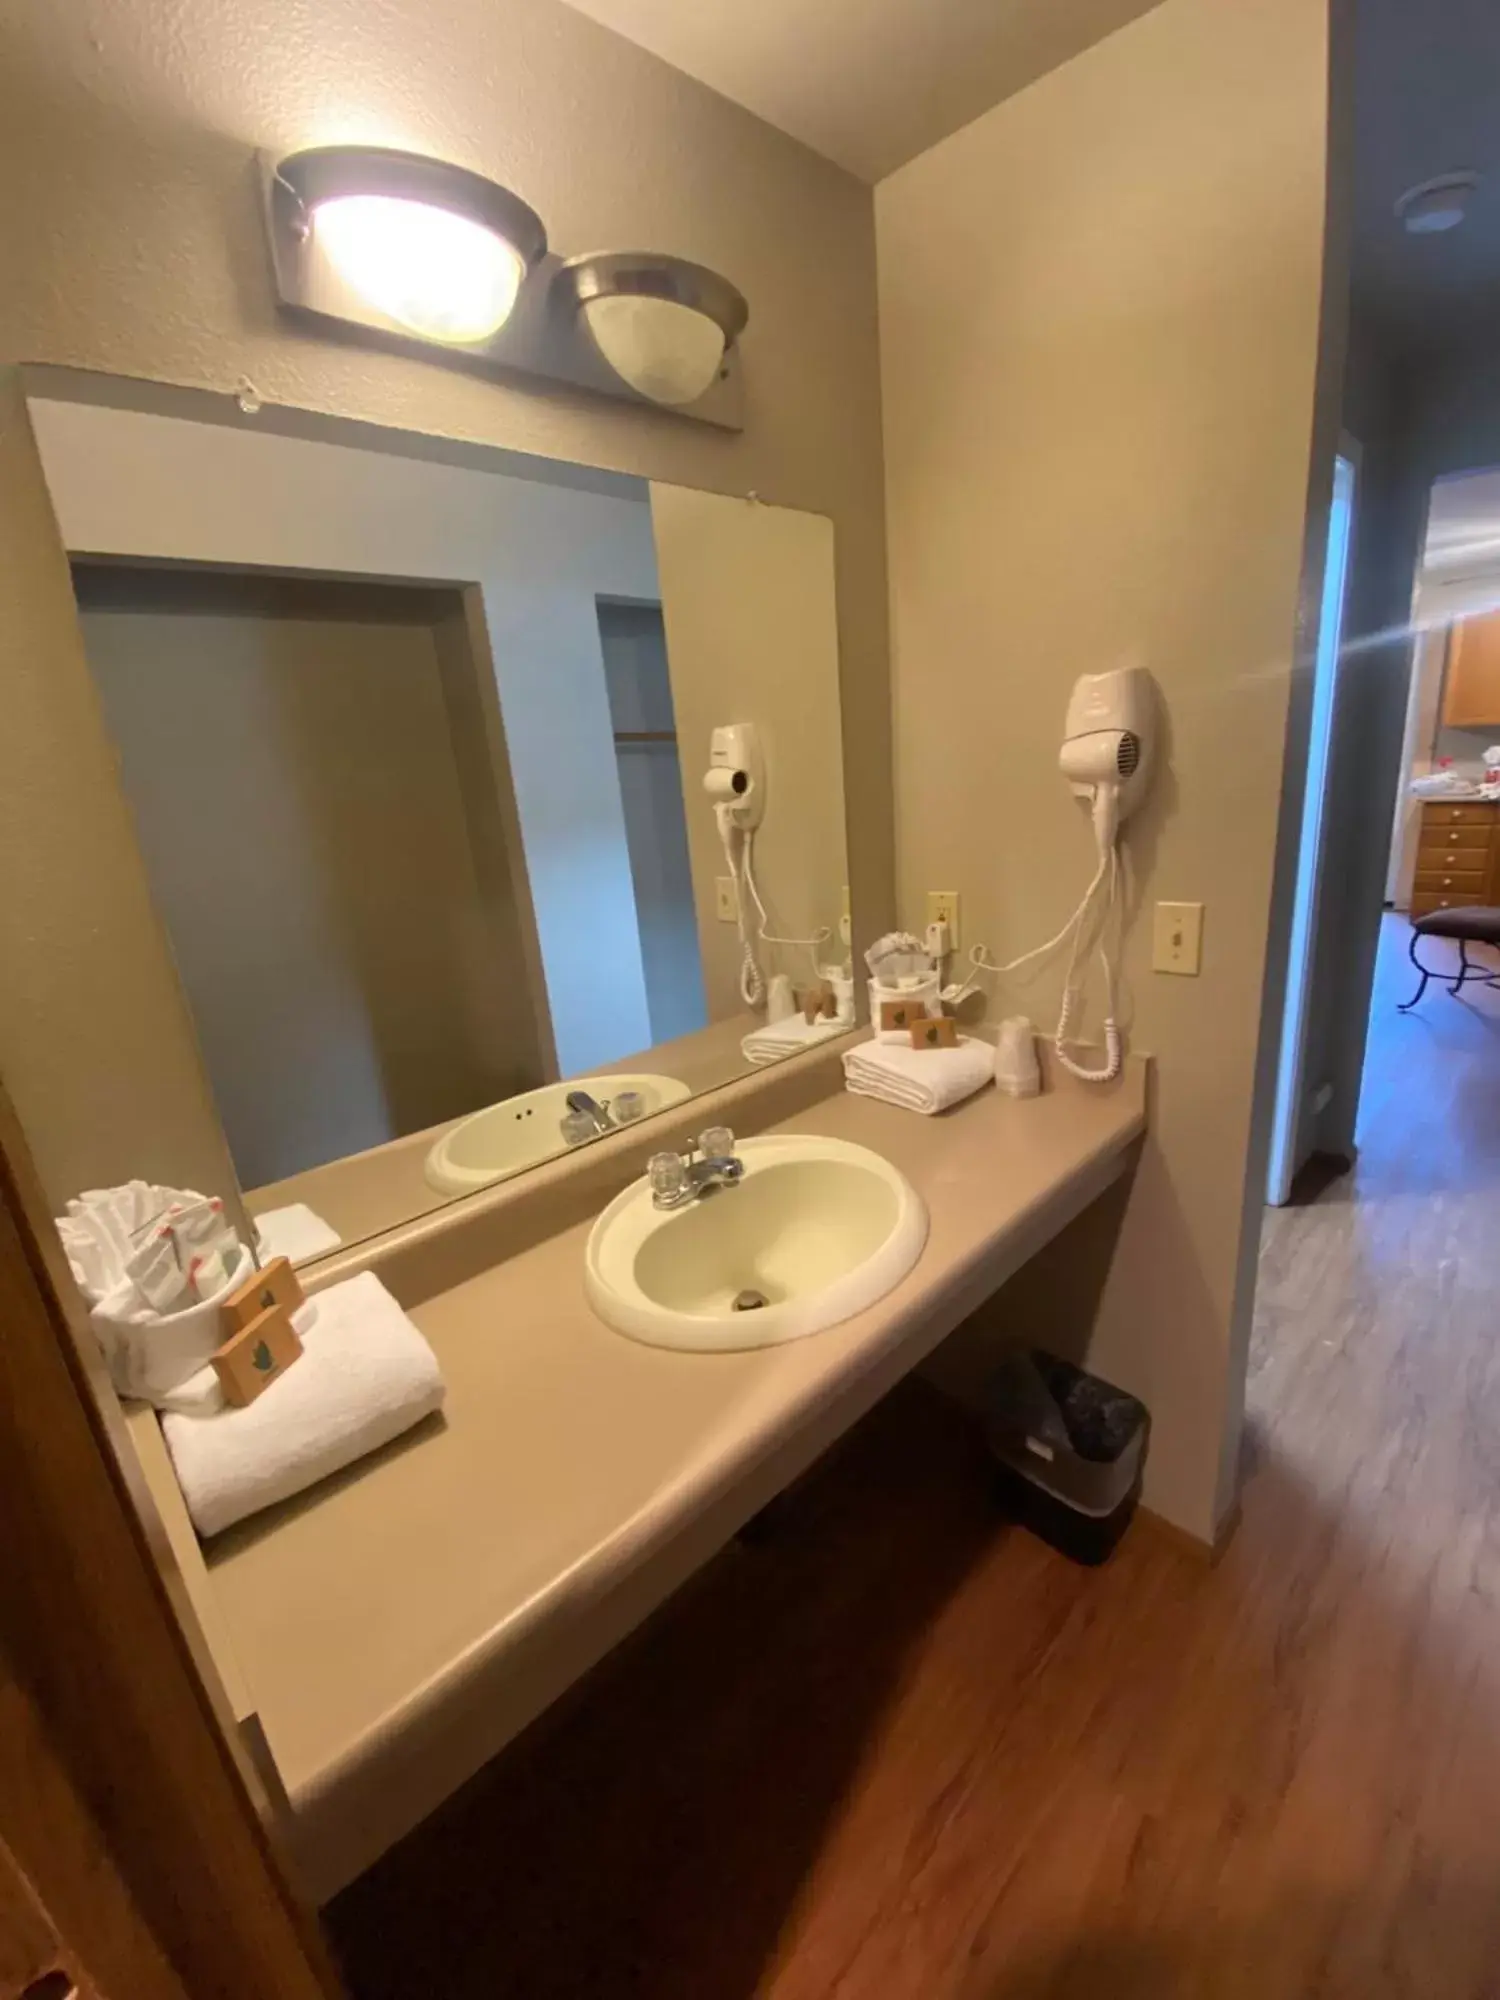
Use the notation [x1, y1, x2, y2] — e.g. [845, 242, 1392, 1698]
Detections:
[649, 1127, 744, 1210]
[564, 1089, 615, 1139]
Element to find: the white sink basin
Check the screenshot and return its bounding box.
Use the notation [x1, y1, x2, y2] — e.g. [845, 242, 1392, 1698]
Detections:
[584, 1134, 928, 1352]
[425, 1073, 692, 1195]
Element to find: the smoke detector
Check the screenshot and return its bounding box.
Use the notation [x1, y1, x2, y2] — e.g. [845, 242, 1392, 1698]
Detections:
[1396, 172, 1480, 235]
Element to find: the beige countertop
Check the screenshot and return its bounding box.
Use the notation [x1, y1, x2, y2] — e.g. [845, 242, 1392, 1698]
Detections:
[205, 1060, 1146, 1898]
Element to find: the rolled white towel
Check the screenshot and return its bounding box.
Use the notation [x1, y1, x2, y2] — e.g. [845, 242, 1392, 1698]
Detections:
[92, 1242, 256, 1411]
[161, 1271, 446, 1538]
[741, 1015, 850, 1066]
[842, 1033, 995, 1115]
[254, 1203, 342, 1263]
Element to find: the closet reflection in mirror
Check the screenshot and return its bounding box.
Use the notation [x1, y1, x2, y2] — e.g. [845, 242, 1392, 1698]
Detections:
[38, 394, 852, 1259]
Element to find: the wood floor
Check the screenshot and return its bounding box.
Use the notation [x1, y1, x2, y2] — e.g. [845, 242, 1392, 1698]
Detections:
[328, 915, 1500, 1998]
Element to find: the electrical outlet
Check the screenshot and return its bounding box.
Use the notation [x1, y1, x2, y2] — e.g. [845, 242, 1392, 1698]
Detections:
[926, 889, 961, 950]
[1152, 901, 1204, 976]
[716, 877, 737, 923]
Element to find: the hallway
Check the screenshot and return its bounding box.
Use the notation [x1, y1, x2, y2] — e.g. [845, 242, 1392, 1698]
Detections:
[329, 917, 1500, 1999]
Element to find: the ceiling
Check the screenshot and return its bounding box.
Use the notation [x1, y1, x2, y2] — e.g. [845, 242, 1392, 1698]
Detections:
[558, 0, 1165, 182]
[1353, 0, 1500, 356]
[560, 0, 1500, 359]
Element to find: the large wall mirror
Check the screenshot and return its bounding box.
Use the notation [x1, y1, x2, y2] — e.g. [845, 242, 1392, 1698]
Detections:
[23, 388, 855, 1262]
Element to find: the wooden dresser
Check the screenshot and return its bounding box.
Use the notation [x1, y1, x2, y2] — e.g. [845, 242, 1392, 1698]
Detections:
[1411, 799, 1500, 919]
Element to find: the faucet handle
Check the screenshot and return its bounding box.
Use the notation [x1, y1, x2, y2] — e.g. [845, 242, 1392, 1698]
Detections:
[698, 1125, 736, 1161]
[648, 1151, 689, 1202]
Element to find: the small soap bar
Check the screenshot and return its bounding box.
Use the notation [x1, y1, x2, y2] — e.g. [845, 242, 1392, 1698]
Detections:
[880, 998, 922, 1034]
[211, 1304, 303, 1408]
[909, 1015, 959, 1050]
[220, 1254, 304, 1338]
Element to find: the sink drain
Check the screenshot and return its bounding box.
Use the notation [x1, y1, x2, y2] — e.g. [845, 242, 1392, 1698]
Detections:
[732, 1289, 770, 1312]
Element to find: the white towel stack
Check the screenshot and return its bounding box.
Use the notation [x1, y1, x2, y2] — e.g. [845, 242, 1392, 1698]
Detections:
[842, 1033, 996, 1115]
[161, 1271, 446, 1538]
[741, 1015, 851, 1066]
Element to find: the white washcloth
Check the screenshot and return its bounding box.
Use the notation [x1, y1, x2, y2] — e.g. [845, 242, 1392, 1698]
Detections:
[161, 1271, 446, 1538]
[842, 1033, 996, 1115]
[255, 1203, 342, 1263]
[741, 1015, 850, 1066]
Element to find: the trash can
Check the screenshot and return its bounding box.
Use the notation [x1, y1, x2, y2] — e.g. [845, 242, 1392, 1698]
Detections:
[985, 1348, 1150, 1565]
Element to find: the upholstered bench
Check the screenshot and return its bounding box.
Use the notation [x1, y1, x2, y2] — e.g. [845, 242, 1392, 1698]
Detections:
[1399, 905, 1500, 1010]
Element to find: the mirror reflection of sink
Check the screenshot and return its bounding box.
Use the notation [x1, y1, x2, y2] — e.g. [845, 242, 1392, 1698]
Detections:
[425, 1074, 692, 1195]
[585, 1135, 928, 1352]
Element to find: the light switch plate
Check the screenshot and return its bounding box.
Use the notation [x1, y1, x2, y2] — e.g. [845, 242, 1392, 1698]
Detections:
[1153, 901, 1204, 975]
[926, 889, 961, 949]
[716, 877, 737, 922]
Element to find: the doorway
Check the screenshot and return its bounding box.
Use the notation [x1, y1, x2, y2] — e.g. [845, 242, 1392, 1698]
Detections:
[1266, 447, 1360, 1205]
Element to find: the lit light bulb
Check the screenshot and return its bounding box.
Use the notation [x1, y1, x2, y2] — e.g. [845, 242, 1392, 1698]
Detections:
[313, 194, 525, 343]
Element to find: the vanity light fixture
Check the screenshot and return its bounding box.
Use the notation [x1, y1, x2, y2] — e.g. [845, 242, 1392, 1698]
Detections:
[262, 146, 746, 429]
[561, 253, 749, 407]
[273, 147, 547, 343]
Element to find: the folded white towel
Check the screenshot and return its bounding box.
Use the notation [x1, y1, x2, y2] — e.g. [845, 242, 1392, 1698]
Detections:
[741, 1015, 850, 1066]
[842, 1033, 996, 1115]
[161, 1271, 446, 1538]
[255, 1203, 342, 1263]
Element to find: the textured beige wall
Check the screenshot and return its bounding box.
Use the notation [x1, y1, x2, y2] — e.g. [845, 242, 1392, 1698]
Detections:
[650, 486, 849, 1019]
[879, 0, 1331, 1539]
[0, 0, 892, 946]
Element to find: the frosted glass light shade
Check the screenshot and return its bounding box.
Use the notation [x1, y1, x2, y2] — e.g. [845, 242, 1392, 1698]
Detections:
[314, 193, 527, 343]
[582, 294, 728, 405]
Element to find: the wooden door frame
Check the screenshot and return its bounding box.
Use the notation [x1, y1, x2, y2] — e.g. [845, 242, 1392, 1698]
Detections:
[0, 1081, 342, 1999]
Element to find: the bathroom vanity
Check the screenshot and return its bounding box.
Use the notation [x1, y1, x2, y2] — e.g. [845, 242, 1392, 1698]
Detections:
[3, 367, 1148, 1910]
[128, 1042, 1145, 1899]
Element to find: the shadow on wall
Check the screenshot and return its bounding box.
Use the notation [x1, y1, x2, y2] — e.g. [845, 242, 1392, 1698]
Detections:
[922, 1161, 1137, 1412]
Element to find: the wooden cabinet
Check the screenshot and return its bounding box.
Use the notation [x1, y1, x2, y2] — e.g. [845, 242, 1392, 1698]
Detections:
[1410, 800, 1500, 918]
[1441, 611, 1500, 728]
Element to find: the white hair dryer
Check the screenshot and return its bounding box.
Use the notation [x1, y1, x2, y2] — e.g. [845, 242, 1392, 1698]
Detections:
[1053, 665, 1155, 1082]
[946, 666, 1157, 1083]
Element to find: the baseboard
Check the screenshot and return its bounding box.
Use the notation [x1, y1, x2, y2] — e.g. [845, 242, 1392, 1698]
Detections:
[1138, 1495, 1242, 1567]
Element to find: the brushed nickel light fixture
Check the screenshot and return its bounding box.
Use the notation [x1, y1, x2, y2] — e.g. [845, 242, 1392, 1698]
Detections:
[561, 252, 749, 407]
[263, 145, 747, 429]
